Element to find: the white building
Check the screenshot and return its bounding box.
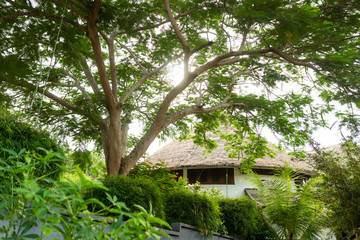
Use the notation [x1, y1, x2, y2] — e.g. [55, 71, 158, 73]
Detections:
[150, 130, 314, 198]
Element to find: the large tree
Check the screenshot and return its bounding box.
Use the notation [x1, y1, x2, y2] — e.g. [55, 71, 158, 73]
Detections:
[0, 0, 359, 175]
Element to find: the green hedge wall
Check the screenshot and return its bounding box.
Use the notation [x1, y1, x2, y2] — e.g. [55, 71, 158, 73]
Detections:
[163, 189, 221, 236]
[218, 197, 274, 240]
[85, 175, 164, 219]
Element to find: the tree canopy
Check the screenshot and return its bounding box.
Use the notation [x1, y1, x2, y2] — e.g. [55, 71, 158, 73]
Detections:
[0, 0, 359, 175]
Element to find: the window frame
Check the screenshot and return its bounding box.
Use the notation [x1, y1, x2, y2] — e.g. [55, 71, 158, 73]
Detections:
[187, 168, 235, 185]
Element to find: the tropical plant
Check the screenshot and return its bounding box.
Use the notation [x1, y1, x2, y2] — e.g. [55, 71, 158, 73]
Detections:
[1, 0, 358, 176]
[0, 111, 65, 182]
[251, 164, 324, 240]
[311, 141, 360, 240]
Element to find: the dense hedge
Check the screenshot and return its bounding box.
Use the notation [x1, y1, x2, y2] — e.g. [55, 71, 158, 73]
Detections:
[0, 112, 64, 181]
[85, 175, 164, 219]
[218, 197, 274, 240]
[163, 189, 221, 236]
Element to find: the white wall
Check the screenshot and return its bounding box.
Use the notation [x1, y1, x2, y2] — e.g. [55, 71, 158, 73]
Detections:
[183, 167, 273, 198]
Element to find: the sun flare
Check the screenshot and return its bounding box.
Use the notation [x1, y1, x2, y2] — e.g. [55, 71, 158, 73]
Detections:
[167, 64, 184, 87]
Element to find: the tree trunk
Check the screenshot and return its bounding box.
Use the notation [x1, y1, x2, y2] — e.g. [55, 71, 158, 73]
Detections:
[100, 111, 122, 176]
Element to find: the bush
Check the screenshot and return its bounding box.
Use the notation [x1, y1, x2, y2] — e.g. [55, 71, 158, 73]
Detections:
[218, 197, 273, 239]
[128, 160, 187, 193]
[163, 189, 221, 236]
[0, 112, 64, 181]
[85, 175, 165, 219]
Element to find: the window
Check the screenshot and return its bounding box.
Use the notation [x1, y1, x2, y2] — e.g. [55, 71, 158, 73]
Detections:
[187, 168, 234, 184]
[170, 169, 183, 181]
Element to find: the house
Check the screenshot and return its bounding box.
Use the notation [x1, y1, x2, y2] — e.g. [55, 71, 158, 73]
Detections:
[150, 129, 314, 198]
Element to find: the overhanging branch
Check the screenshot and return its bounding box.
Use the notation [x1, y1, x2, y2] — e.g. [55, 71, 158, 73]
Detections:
[163, 103, 247, 128]
[1, 76, 102, 125]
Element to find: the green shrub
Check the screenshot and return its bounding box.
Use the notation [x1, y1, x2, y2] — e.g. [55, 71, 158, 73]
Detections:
[0, 112, 64, 181]
[218, 197, 273, 239]
[163, 189, 221, 236]
[85, 175, 165, 219]
[128, 160, 187, 193]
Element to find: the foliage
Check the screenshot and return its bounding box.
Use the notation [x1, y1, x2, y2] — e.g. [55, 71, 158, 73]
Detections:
[0, 150, 170, 240]
[218, 197, 273, 239]
[311, 141, 360, 239]
[68, 149, 107, 179]
[163, 189, 222, 236]
[0, 150, 66, 193]
[128, 160, 187, 193]
[0, 111, 64, 181]
[85, 175, 165, 219]
[251, 164, 324, 240]
[1, 0, 358, 175]
[185, 182, 224, 198]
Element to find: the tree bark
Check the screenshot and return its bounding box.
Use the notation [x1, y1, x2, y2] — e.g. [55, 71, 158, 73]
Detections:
[100, 111, 123, 176]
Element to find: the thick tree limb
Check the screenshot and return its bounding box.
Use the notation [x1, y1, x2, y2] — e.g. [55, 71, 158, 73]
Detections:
[121, 101, 247, 174]
[164, 0, 190, 55]
[163, 103, 247, 127]
[270, 47, 313, 68]
[87, 2, 117, 111]
[193, 48, 272, 76]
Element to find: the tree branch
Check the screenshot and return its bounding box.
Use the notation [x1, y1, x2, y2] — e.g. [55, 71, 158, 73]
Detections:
[117, 40, 148, 74]
[163, 102, 247, 127]
[48, 0, 87, 19]
[1, 76, 101, 125]
[78, 58, 103, 101]
[68, 0, 87, 10]
[294, 35, 360, 53]
[100, 31, 117, 97]
[193, 48, 272, 76]
[164, 0, 190, 55]
[190, 41, 214, 55]
[87, 2, 117, 111]
[119, 54, 182, 105]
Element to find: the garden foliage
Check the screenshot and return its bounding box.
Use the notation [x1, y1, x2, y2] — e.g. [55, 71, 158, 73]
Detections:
[0, 150, 170, 240]
[128, 160, 187, 193]
[85, 175, 165, 219]
[163, 189, 222, 236]
[0, 112, 64, 181]
[252, 164, 324, 240]
[312, 141, 360, 239]
[218, 197, 273, 239]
